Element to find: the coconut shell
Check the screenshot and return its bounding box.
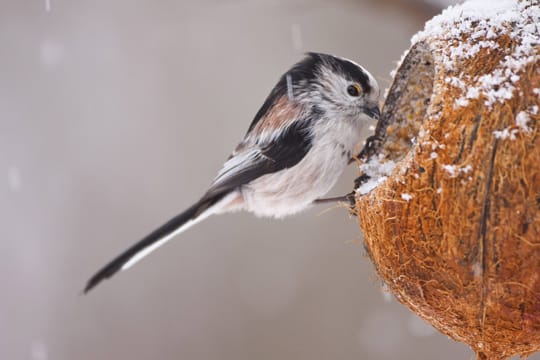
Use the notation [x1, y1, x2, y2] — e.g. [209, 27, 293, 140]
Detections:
[354, 2, 540, 359]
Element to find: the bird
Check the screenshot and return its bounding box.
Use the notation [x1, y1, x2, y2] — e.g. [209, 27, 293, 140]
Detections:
[84, 52, 380, 293]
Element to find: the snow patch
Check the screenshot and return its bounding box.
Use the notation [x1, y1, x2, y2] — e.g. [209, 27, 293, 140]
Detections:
[515, 111, 531, 132]
[441, 164, 458, 177]
[493, 127, 518, 140]
[356, 155, 396, 195]
[454, 97, 469, 108]
[401, 193, 413, 202]
[466, 87, 480, 99]
[493, 110, 532, 140]
[441, 164, 472, 178]
[461, 165, 472, 174]
[411, 0, 540, 108]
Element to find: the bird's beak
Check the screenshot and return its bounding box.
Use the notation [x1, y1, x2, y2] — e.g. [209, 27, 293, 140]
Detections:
[364, 104, 381, 120]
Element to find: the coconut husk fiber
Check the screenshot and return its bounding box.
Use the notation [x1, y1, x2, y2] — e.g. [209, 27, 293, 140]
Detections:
[354, 1, 540, 359]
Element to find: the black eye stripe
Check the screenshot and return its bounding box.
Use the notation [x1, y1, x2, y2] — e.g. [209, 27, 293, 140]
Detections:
[327, 57, 371, 93]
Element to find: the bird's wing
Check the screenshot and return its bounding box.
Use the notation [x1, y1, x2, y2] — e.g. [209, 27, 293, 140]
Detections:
[204, 116, 314, 199]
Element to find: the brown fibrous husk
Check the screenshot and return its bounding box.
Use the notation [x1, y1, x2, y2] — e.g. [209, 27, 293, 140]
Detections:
[354, 3, 540, 359]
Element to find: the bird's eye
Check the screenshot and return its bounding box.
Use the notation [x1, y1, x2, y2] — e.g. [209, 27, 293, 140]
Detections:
[347, 84, 361, 97]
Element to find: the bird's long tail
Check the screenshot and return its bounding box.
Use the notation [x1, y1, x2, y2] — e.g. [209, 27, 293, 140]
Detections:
[83, 192, 235, 293]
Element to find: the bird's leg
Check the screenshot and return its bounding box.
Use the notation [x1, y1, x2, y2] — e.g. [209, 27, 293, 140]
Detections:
[314, 170, 374, 208]
[316, 135, 382, 207]
[349, 134, 383, 164]
[314, 190, 358, 207]
[314, 195, 349, 204]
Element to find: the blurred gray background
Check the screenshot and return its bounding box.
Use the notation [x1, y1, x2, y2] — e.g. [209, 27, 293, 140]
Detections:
[3, 1, 531, 359]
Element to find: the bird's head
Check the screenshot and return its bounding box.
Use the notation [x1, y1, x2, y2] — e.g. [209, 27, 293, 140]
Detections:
[285, 52, 381, 122]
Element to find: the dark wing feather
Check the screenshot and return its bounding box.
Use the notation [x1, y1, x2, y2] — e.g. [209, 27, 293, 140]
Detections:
[204, 118, 314, 199]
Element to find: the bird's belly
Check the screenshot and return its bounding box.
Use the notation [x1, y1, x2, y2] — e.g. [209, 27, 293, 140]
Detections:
[241, 142, 352, 218]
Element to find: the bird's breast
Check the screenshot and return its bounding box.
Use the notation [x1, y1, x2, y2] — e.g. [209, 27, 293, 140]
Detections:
[241, 118, 364, 218]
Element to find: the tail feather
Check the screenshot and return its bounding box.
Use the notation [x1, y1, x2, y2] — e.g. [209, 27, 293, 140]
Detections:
[83, 194, 227, 294]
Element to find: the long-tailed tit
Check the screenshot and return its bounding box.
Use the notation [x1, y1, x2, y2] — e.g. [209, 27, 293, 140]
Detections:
[84, 52, 380, 293]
